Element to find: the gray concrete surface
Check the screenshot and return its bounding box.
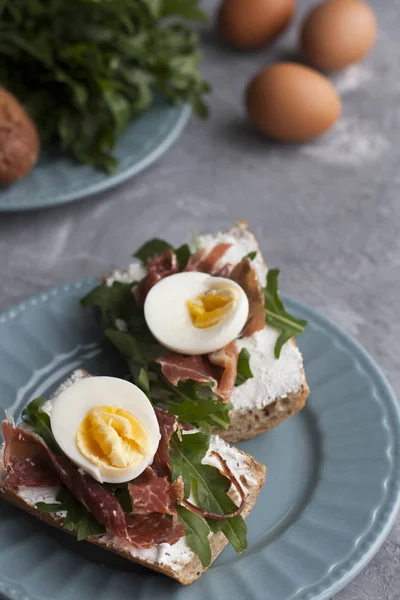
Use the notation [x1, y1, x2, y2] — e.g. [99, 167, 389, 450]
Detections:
[0, 0, 399, 597]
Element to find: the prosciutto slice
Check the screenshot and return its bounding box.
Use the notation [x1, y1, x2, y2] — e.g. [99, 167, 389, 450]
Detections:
[128, 467, 183, 515]
[126, 513, 185, 548]
[152, 408, 177, 478]
[134, 249, 178, 307]
[184, 243, 231, 274]
[2, 421, 127, 539]
[48, 453, 127, 539]
[230, 258, 265, 337]
[2, 421, 58, 488]
[2, 419, 185, 547]
[157, 347, 239, 404]
[157, 354, 219, 389]
[208, 341, 239, 404]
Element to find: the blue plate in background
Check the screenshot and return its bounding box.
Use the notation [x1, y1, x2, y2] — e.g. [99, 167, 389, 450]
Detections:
[0, 278, 399, 600]
[0, 100, 191, 212]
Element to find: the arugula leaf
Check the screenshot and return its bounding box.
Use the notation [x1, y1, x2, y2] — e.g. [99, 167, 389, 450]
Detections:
[208, 514, 248, 555]
[134, 239, 173, 263]
[114, 486, 132, 514]
[137, 368, 151, 397]
[170, 430, 210, 497]
[168, 381, 232, 429]
[175, 243, 192, 270]
[36, 487, 106, 541]
[235, 348, 254, 387]
[105, 329, 146, 366]
[133, 238, 191, 269]
[22, 397, 60, 453]
[36, 502, 63, 512]
[170, 432, 247, 554]
[264, 269, 308, 359]
[177, 506, 211, 567]
[0, 0, 209, 171]
[81, 282, 135, 329]
[245, 251, 257, 261]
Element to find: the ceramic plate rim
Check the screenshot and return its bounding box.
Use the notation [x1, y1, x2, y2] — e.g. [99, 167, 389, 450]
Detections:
[0, 104, 191, 213]
[0, 277, 399, 600]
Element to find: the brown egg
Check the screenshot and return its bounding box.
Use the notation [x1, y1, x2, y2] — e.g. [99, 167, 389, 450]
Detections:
[217, 0, 295, 50]
[0, 87, 40, 185]
[245, 63, 342, 142]
[300, 0, 377, 71]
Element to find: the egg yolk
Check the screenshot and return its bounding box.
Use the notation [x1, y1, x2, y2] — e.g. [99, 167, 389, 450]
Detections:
[186, 288, 237, 329]
[76, 405, 150, 472]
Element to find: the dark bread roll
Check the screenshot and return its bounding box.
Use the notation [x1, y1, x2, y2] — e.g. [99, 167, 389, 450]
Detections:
[0, 87, 40, 184]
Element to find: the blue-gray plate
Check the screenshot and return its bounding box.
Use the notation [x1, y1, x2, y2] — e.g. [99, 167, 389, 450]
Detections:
[0, 278, 399, 600]
[0, 99, 191, 212]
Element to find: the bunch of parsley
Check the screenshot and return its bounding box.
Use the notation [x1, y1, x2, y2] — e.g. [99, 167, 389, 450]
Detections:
[0, 0, 209, 171]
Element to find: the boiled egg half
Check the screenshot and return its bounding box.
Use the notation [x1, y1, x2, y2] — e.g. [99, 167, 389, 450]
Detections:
[50, 377, 160, 484]
[144, 272, 249, 355]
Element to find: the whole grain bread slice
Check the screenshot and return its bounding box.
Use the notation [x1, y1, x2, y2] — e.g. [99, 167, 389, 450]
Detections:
[0, 447, 265, 585]
[103, 220, 310, 444]
[0, 370, 266, 585]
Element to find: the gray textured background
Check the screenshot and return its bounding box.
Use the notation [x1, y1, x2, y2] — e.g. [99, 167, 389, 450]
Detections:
[0, 0, 399, 598]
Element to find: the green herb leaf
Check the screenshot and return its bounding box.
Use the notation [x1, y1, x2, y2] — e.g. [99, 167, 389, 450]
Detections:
[162, 0, 209, 22]
[170, 430, 210, 498]
[1, 1, 209, 171]
[168, 381, 232, 429]
[22, 397, 60, 453]
[114, 486, 132, 514]
[176, 505, 211, 567]
[264, 269, 308, 358]
[235, 348, 254, 387]
[134, 239, 173, 263]
[170, 432, 248, 554]
[36, 486, 106, 541]
[81, 282, 135, 329]
[175, 243, 192, 270]
[245, 251, 257, 261]
[35, 502, 63, 512]
[208, 514, 248, 555]
[105, 329, 145, 366]
[137, 368, 150, 397]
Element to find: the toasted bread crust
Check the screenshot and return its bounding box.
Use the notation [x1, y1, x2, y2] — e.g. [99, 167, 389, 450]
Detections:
[0, 447, 266, 585]
[218, 377, 309, 443]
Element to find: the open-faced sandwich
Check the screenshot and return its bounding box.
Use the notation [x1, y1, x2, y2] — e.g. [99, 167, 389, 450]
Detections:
[0, 370, 266, 584]
[82, 220, 309, 443]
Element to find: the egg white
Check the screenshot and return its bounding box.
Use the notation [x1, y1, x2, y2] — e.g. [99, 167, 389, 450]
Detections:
[144, 272, 249, 355]
[50, 376, 160, 484]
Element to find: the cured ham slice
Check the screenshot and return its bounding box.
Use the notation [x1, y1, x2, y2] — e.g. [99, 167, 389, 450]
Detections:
[157, 346, 239, 404]
[152, 408, 177, 478]
[157, 354, 219, 389]
[135, 249, 178, 307]
[230, 258, 265, 336]
[49, 453, 128, 538]
[128, 467, 182, 515]
[208, 341, 238, 404]
[126, 513, 185, 548]
[2, 421, 58, 487]
[184, 243, 231, 274]
[2, 421, 127, 539]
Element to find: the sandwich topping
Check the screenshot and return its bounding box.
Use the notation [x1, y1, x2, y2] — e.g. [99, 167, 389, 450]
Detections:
[144, 272, 249, 355]
[1, 376, 248, 565]
[50, 377, 160, 484]
[81, 228, 307, 431]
